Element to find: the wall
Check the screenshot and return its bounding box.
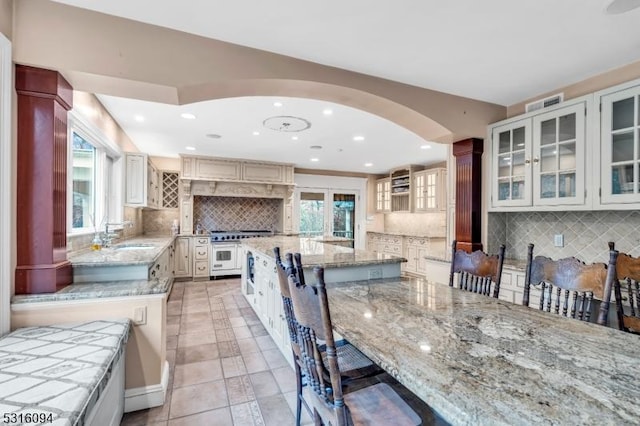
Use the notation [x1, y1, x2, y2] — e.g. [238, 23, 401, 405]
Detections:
[0, 0, 12, 39]
[487, 211, 640, 264]
[193, 196, 281, 232]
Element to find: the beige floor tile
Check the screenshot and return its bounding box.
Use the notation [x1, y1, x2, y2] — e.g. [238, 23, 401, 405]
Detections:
[225, 375, 256, 405]
[178, 332, 216, 348]
[166, 335, 178, 350]
[242, 350, 270, 374]
[166, 323, 180, 337]
[167, 407, 232, 426]
[221, 355, 247, 378]
[173, 359, 223, 388]
[255, 335, 277, 352]
[232, 325, 253, 340]
[225, 308, 242, 318]
[175, 343, 219, 365]
[167, 301, 182, 316]
[283, 390, 314, 426]
[217, 340, 241, 358]
[169, 380, 228, 419]
[180, 311, 212, 325]
[249, 323, 269, 337]
[262, 349, 289, 370]
[215, 328, 236, 342]
[166, 315, 181, 326]
[229, 317, 247, 328]
[258, 393, 296, 426]
[237, 337, 261, 356]
[249, 371, 280, 399]
[181, 303, 210, 314]
[213, 318, 233, 330]
[271, 365, 297, 393]
[230, 401, 265, 426]
[211, 310, 228, 320]
[179, 320, 214, 335]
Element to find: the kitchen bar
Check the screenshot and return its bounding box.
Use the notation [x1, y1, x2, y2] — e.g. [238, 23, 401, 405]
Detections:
[326, 276, 640, 425]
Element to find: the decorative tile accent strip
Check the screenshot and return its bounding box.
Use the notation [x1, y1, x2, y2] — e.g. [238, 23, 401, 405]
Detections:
[488, 210, 640, 263]
[194, 196, 280, 231]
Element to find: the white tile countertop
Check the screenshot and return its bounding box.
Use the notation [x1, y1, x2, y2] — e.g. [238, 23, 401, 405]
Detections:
[11, 277, 172, 305]
[67, 236, 175, 267]
[0, 319, 131, 425]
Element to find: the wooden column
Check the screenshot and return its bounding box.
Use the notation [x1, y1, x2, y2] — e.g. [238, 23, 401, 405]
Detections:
[15, 65, 73, 294]
[452, 138, 483, 253]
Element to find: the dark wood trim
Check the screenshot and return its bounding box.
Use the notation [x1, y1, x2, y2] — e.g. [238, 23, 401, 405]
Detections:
[452, 138, 483, 253]
[14, 65, 73, 294]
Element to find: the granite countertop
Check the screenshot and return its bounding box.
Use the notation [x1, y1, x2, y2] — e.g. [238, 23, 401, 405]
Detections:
[11, 277, 172, 304]
[243, 236, 406, 268]
[311, 235, 353, 242]
[367, 231, 446, 239]
[327, 277, 640, 425]
[68, 236, 175, 267]
[0, 319, 131, 425]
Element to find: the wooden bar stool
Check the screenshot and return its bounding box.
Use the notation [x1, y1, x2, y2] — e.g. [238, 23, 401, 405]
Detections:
[448, 240, 506, 298]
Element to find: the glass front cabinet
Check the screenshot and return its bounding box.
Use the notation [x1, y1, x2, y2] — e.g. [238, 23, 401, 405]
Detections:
[599, 83, 640, 206]
[490, 98, 587, 210]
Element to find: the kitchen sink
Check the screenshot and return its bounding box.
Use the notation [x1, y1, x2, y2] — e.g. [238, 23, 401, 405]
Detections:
[113, 243, 156, 251]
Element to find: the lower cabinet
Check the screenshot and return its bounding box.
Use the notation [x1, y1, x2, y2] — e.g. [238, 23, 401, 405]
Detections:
[174, 237, 192, 278]
[367, 232, 446, 278]
[149, 242, 175, 282]
[193, 237, 210, 280]
[404, 237, 430, 276]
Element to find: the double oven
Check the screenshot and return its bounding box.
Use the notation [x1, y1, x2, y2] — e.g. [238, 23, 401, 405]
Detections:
[209, 230, 272, 277]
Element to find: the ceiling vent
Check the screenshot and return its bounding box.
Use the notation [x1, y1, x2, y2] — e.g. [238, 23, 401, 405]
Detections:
[525, 93, 564, 113]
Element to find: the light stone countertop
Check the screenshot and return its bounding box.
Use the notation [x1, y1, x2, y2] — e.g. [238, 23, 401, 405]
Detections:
[367, 231, 447, 239]
[326, 276, 640, 425]
[243, 235, 406, 268]
[11, 277, 172, 304]
[0, 319, 131, 425]
[67, 236, 175, 267]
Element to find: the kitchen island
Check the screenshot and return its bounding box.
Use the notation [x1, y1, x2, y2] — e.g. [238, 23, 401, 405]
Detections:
[326, 276, 640, 425]
[240, 235, 406, 365]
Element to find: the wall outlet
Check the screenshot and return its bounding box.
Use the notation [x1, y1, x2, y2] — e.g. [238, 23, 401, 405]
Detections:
[368, 268, 383, 279]
[553, 234, 564, 247]
[133, 306, 147, 325]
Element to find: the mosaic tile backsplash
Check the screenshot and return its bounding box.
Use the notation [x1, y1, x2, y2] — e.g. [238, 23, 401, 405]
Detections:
[488, 210, 640, 263]
[194, 196, 281, 231]
[384, 212, 446, 237]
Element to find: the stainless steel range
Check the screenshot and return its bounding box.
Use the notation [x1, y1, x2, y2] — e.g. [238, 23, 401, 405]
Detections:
[210, 230, 272, 277]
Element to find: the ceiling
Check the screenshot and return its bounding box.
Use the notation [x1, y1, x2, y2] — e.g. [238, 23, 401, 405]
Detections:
[54, 0, 640, 173]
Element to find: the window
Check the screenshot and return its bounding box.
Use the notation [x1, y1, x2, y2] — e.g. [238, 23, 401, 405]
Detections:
[68, 110, 123, 234]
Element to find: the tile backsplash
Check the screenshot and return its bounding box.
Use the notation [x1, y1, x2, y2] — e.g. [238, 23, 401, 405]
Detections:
[194, 196, 281, 231]
[488, 210, 640, 263]
[384, 212, 446, 237]
[143, 209, 180, 235]
[67, 207, 142, 252]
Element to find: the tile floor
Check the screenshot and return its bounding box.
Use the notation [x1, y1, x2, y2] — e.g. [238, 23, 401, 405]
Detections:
[120, 278, 446, 426]
[120, 278, 312, 426]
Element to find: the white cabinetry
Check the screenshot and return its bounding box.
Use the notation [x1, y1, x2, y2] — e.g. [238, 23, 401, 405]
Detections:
[149, 242, 174, 281]
[124, 153, 159, 209]
[489, 98, 588, 211]
[598, 81, 640, 207]
[181, 155, 294, 185]
[414, 168, 446, 212]
[404, 237, 430, 276]
[375, 178, 391, 213]
[193, 237, 210, 280]
[174, 237, 192, 278]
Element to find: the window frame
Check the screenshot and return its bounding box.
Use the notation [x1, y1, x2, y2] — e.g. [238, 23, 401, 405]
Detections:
[67, 110, 123, 236]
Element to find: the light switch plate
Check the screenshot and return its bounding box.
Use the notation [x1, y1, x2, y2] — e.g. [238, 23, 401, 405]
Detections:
[133, 306, 147, 325]
[554, 234, 564, 247]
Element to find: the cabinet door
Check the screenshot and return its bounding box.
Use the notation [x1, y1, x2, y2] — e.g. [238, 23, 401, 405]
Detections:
[600, 84, 640, 205]
[147, 163, 159, 208]
[375, 178, 391, 213]
[532, 102, 586, 206]
[242, 162, 286, 183]
[174, 237, 192, 277]
[491, 119, 532, 207]
[124, 153, 147, 206]
[413, 172, 426, 211]
[181, 200, 193, 234]
[405, 244, 417, 272]
[195, 158, 241, 180]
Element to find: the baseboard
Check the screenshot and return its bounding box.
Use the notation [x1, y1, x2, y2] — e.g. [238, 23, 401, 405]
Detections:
[124, 361, 169, 412]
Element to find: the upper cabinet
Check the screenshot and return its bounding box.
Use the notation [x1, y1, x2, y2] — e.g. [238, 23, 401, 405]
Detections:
[375, 166, 446, 213]
[125, 152, 159, 208]
[598, 81, 640, 207]
[489, 97, 588, 211]
[375, 177, 391, 213]
[414, 168, 447, 212]
[181, 155, 294, 185]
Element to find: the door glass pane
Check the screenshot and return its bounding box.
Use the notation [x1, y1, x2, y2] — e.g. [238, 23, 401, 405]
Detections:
[498, 154, 511, 177]
[558, 172, 576, 198]
[540, 146, 557, 173]
[612, 164, 635, 194]
[612, 132, 634, 163]
[498, 131, 511, 153]
[513, 127, 525, 147]
[498, 179, 510, 201]
[299, 192, 325, 237]
[512, 152, 525, 176]
[72, 132, 96, 229]
[559, 142, 576, 170]
[540, 119, 556, 145]
[512, 177, 525, 200]
[612, 97, 634, 130]
[540, 174, 556, 199]
[558, 113, 576, 141]
[333, 194, 355, 247]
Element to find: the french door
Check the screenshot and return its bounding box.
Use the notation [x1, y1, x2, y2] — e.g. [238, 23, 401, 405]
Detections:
[296, 189, 358, 248]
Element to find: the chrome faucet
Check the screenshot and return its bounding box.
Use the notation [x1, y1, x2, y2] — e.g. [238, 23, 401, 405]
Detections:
[103, 221, 133, 247]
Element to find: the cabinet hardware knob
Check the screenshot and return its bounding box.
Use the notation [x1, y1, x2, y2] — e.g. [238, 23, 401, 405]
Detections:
[525, 159, 531, 164]
[533, 157, 539, 163]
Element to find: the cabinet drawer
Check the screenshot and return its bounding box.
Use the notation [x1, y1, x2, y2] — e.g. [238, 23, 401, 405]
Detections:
[194, 247, 209, 260]
[194, 261, 209, 277]
[383, 244, 402, 255]
[195, 237, 209, 245]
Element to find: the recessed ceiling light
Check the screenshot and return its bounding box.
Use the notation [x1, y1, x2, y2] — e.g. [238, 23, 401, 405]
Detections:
[273, 101, 283, 107]
[604, 0, 640, 14]
[420, 144, 432, 149]
[323, 108, 333, 116]
[185, 146, 196, 151]
[291, 136, 299, 141]
[253, 131, 260, 136]
[364, 163, 373, 167]
[206, 133, 222, 139]
[134, 115, 145, 122]
[353, 136, 365, 141]
[181, 113, 196, 120]
[310, 145, 323, 150]
[310, 158, 319, 162]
